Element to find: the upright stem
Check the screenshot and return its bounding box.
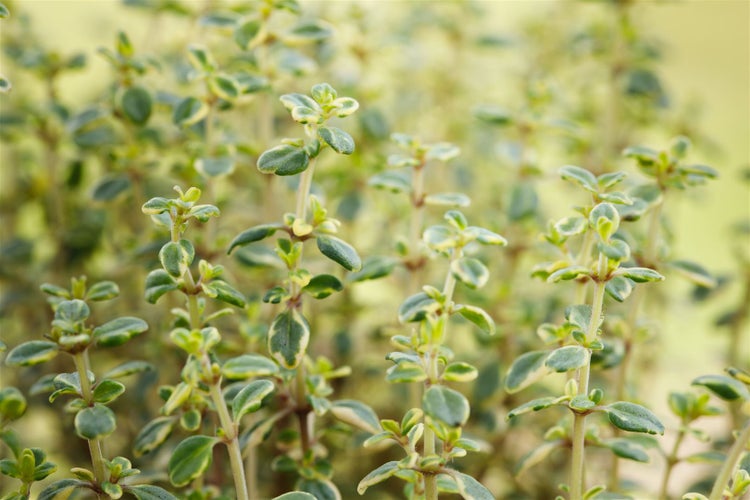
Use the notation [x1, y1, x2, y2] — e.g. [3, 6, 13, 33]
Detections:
[570, 253, 607, 500]
[73, 352, 107, 485]
[292, 159, 316, 456]
[709, 420, 750, 500]
[295, 161, 316, 225]
[209, 382, 249, 500]
[423, 252, 459, 500]
[658, 427, 686, 500]
[408, 161, 426, 293]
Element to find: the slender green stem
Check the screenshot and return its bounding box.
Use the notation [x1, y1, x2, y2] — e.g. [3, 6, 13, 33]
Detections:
[408, 161, 426, 293]
[709, 420, 750, 500]
[290, 158, 317, 456]
[658, 427, 686, 500]
[570, 253, 607, 500]
[209, 382, 249, 500]
[295, 363, 312, 456]
[73, 352, 107, 484]
[295, 160, 316, 224]
[573, 229, 596, 306]
[423, 251, 459, 500]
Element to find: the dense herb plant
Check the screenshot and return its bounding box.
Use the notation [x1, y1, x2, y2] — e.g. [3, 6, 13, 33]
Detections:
[4, 277, 173, 499]
[227, 83, 382, 499]
[507, 165, 666, 499]
[0, 2, 747, 499]
[359, 210, 505, 500]
[684, 368, 750, 500]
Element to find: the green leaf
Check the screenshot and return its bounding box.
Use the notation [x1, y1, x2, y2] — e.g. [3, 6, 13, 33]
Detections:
[126, 484, 179, 500]
[0, 387, 26, 421]
[692, 374, 749, 401]
[545, 346, 589, 372]
[92, 379, 125, 404]
[423, 386, 470, 428]
[286, 21, 333, 42]
[222, 354, 279, 379]
[296, 478, 341, 500]
[180, 409, 201, 431]
[168, 435, 218, 487]
[332, 97, 358, 117]
[398, 292, 438, 323]
[92, 176, 131, 201]
[257, 145, 310, 176]
[368, 170, 411, 194]
[144, 269, 178, 304]
[547, 265, 591, 283]
[560, 165, 597, 193]
[385, 362, 427, 383]
[134, 416, 176, 456]
[316, 235, 361, 271]
[208, 74, 241, 101]
[172, 96, 208, 127]
[75, 404, 116, 440]
[565, 304, 593, 332]
[330, 400, 380, 434]
[606, 276, 634, 302]
[103, 360, 154, 378]
[424, 192, 471, 207]
[5, 341, 58, 366]
[515, 440, 563, 476]
[233, 380, 275, 422]
[451, 257, 489, 289]
[507, 397, 561, 420]
[39, 479, 90, 500]
[357, 461, 400, 494]
[228, 224, 282, 254]
[474, 105, 513, 126]
[0, 75, 8, 93]
[598, 239, 631, 261]
[272, 494, 318, 500]
[195, 156, 235, 178]
[451, 470, 494, 500]
[234, 19, 261, 49]
[504, 351, 550, 393]
[0, 4, 8, 18]
[159, 241, 189, 277]
[102, 482, 122, 498]
[603, 438, 650, 462]
[93, 316, 148, 347]
[302, 274, 343, 299]
[280, 93, 321, 112]
[616, 267, 665, 283]
[555, 216, 588, 237]
[318, 126, 355, 155]
[49, 372, 83, 402]
[604, 402, 664, 435]
[443, 362, 478, 383]
[119, 86, 152, 125]
[347, 256, 397, 282]
[55, 299, 90, 325]
[268, 309, 310, 369]
[508, 182, 538, 221]
[203, 280, 246, 308]
[667, 260, 717, 288]
[86, 281, 119, 301]
[455, 304, 495, 335]
[589, 202, 620, 241]
[142, 197, 171, 215]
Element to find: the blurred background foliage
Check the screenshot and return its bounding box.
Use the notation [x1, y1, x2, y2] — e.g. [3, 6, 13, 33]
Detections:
[0, 0, 747, 498]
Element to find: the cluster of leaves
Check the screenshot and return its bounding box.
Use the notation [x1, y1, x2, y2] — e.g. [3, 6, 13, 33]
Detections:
[0, 1, 746, 499]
